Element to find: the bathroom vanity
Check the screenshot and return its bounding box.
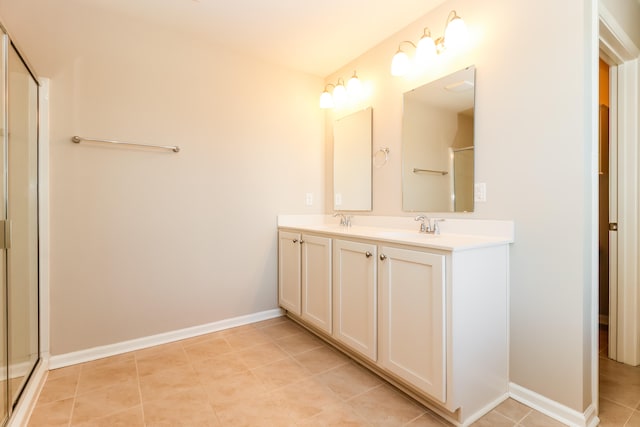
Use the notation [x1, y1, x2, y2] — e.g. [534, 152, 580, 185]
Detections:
[277, 215, 513, 426]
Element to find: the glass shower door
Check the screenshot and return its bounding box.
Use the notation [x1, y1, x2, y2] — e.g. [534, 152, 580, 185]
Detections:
[6, 43, 39, 407]
[0, 30, 8, 427]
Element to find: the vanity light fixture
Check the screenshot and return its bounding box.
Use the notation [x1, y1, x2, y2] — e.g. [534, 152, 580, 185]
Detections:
[332, 78, 347, 107]
[347, 71, 362, 97]
[391, 10, 468, 77]
[319, 84, 335, 109]
[320, 71, 363, 109]
[391, 41, 415, 77]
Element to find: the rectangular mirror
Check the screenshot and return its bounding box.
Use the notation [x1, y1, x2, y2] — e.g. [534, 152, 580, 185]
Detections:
[333, 107, 372, 211]
[402, 66, 475, 212]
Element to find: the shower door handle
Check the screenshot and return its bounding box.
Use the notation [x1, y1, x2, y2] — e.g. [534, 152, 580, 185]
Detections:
[0, 220, 10, 249]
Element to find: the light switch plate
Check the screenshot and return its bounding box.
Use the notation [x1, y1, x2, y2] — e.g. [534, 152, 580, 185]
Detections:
[474, 183, 487, 202]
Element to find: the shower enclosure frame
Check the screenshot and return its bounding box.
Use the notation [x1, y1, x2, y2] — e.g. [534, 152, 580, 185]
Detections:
[0, 19, 46, 427]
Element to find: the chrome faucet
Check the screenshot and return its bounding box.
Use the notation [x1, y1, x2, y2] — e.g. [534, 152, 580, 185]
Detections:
[432, 218, 445, 235]
[414, 215, 431, 233]
[415, 215, 445, 235]
[333, 213, 352, 227]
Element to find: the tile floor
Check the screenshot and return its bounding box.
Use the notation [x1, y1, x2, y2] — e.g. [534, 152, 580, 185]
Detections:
[598, 325, 640, 427]
[25, 318, 638, 426]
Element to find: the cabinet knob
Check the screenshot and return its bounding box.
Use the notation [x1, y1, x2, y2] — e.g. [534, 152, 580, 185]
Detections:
[292, 239, 298, 243]
[365, 251, 372, 258]
[379, 254, 387, 261]
[300, 240, 304, 244]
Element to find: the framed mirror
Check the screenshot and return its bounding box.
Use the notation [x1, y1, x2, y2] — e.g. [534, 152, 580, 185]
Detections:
[333, 107, 372, 211]
[401, 66, 475, 212]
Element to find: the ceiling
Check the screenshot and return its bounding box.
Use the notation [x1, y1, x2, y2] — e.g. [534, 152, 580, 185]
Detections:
[79, 0, 447, 77]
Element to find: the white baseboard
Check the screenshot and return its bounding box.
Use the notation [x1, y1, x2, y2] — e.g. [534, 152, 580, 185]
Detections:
[7, 357, 49, 427]
[49, 308, 284, 369]
[509, 383, 600, 427]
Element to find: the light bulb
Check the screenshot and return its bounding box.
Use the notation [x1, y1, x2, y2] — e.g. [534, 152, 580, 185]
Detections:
[332, 83, 347, 107]
[444, 13, 468, 52]
[347, 72, 362, 99]
[319, 90, 334, 109]
[415, 35, 436, 68]
[391, 50, 410, 76]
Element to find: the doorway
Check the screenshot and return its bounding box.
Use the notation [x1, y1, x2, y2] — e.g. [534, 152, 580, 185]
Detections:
[597, 55, 619, 362]
[597, 58, 610, 331]
[598, 5, 640, 367]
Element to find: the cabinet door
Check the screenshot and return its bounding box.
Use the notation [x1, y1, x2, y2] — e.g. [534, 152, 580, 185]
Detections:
[332, 239, 377, 361]
[301, 234, 332, 334]
[278, 231, 301, 315]
[379, 246, 446, 402]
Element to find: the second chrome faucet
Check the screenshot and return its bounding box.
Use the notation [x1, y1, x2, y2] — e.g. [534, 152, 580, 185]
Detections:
[333, 213, 352, 227]
[414, 215, 444, 235]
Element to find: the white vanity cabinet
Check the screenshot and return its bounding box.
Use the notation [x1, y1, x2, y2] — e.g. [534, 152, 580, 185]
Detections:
[278, 231, 332, 333]
[332, 239, 377, 361]
[378, 246, 446, 403]
[277, 221, 511, 426]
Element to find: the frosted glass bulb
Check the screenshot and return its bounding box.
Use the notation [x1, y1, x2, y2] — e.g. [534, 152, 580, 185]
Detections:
[391, 50, 410, 76]
[444, 16, 468, 52]
[332, 83, 347, 107]
[347, 75, 362, 99]
[319, 91, 333, 109]
[415, 36, 436, 68]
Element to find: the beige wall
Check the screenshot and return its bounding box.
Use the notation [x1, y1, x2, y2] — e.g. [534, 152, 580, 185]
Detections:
[0, 1, 325, 355]
[324, 0, 596, 413]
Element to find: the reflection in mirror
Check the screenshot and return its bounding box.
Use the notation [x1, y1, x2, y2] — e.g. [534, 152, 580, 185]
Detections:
[402, 66, 475, 212]
[333, 107, 372, 211]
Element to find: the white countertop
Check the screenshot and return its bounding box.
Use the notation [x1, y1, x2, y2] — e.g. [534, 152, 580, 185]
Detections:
[277, 215, 514, 251]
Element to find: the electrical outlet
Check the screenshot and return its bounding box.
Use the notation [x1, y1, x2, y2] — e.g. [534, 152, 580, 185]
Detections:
[335, 193, 342, 206]
[305, 193, 313, 206]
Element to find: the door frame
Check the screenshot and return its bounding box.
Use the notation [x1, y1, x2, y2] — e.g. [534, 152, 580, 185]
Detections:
[598, 4, 640, 365]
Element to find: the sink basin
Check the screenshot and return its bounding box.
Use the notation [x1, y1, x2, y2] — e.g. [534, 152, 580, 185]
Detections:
[307, 224, 347, 231]
[375, 230, 438, 240]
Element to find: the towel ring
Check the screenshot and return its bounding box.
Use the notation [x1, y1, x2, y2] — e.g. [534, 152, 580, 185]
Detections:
[373, 146, 389, 168]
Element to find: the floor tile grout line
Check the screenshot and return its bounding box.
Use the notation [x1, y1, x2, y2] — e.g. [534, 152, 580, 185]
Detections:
[599, 394, 640, 412]
[274, 340, 325, 357]
[344, 382, 385, 403]
[291, 348, 351, 375]
[65, 364, 83, 427]
[402, 411, 431, 426]
[133, 354, 146, 427]
[495, 407, 533, 424]
[517, 408, 534, 424]
[517, 408, 541, 426]
[622, 409, 635, 427]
